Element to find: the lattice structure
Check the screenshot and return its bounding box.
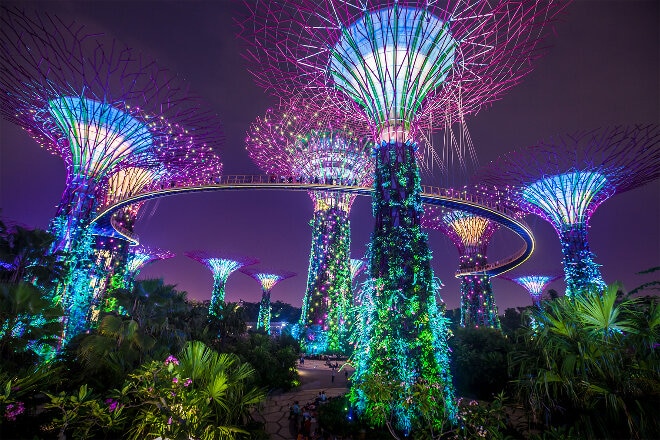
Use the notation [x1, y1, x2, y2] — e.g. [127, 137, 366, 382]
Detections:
[350, 259, 367, 284]
[240, 1, 565, 431]
[422, 202, 500, 328]
[247, 95, 373, 354]
[240, 268, 296, 335]
[0, 7, 224, 343]
[501, 274, 561, 306]
[186, 251, 258, 317]
[477, 125, 659, 298]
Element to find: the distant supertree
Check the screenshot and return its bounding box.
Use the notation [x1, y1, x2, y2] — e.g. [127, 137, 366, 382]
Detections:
[124, 245, 175, 291]
[477, 125, 659, 298]
[91, 244, 175, 317]
[240, 0, 564, 429]
[246, 95, 374, 353]
[501, 274, 561, 306]
[0, 7, 223, 342]
[422, 203, 501, 328]
[90, 151, 223, 318]
[240, 268, 296, 335]
[185, 251, 258, 316]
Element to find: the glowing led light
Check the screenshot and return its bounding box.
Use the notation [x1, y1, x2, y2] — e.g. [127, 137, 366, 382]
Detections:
[522, 171, 610, 228]
[242, 269, 295, 334]
[48, 97, 153, 178]
[330, 6, 456, 133]
[186, 252, 258, 316]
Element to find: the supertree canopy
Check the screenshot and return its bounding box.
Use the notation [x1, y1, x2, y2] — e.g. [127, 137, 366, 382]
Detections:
[185, 251, 258, 317]
[0, 7, 224, 342]
[422, 203, 500, 328]
[476, 125, 660, 298]
[240, 0, 564, 431]
[124, 245, 175, 289]
[350, 259, 367, 285]
[501, 274, 561, 306]
[240, 268, 295, 335]
[246, 95, 374, 354]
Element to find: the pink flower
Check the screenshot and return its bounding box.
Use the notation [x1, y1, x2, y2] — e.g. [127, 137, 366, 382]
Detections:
[183, 378, 192, 387]
[172, 377, 178, 383]
[167, 416, 173, 425]
[4, 401, 25, 421]
[105, 398, 118, 412]
[164, 355, 179, 366]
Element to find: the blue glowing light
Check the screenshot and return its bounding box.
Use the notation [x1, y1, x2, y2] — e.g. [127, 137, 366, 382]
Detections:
[330, 6, 457, 132]
[521, 171, 611, 229]
[47, 96, 153, 179]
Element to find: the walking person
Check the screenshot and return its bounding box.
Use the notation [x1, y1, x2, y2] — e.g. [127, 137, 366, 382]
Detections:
[331, 370, 335, 383]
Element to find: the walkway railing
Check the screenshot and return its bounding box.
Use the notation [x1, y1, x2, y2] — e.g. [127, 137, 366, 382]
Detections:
[92, 175, 533, 276]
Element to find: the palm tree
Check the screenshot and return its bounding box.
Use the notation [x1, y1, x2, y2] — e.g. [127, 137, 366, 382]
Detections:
[0, 222, 65, 290]
[510, 283, 659, 439]
[125, 341, 266, 440]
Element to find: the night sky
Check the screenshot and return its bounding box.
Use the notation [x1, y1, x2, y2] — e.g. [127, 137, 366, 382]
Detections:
[1, 0, 658, 312]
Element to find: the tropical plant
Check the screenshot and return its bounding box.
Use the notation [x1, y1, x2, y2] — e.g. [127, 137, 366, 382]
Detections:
[225, 332, 300, 390]
[119, 341, 265, 440]
[0, 281, 63, 367]
[510, 283, 660, 439]
[0, 222, 65, 290]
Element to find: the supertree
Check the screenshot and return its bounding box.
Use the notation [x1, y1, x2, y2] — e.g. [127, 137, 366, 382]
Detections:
[185, 251, 258, 317]
[90, 151, 223, 319]
[0, 7, 223, 342]
[93, 244, 175, 317]
[422, 203, 500, 329]
[123, 245, 175, 290]
[246, 95, 374, 354]
[240, 0, 565, 430]
[240, 267, 296, 335]
[501, 274, 561, 307]
[476, 125, 660, 298]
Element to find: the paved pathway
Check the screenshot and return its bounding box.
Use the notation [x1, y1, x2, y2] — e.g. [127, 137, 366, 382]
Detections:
[254, 359, 354, 440]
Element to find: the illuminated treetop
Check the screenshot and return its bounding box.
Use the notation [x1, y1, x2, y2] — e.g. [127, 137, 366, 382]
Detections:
[0, 7, 224, 187]
[125, 245, 175, 277]
[185, 251, 258, 283]
[240, 0, 565, 139]
[501, 273, 561, 305]
[476, 125, 660, 232]
[246, 95, 375, 183]
[240, 267, 296, 293]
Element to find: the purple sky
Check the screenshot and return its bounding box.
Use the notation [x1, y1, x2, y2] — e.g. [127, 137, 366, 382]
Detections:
[1, 1, 658, 312]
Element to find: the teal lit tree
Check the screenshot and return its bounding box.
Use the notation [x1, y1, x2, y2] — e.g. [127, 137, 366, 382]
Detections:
[501, 274, 561, 306]
[240, 268, 295, 335]
[0, 8, 223, 343]
[241, 0, 565, 432]
[186, 251, 258, 317]
[246, 97, 374, 353]
[422, 205, 501, 328]
[477, 126, 659, 298]
[123, 245, 175, 291]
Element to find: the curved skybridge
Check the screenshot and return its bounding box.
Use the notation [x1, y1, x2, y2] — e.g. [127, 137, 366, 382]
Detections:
[91, 174, 534, 277]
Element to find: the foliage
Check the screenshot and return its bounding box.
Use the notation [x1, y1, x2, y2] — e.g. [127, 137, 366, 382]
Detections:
[44, 342, 266, 440]
[499, 307, 529, 337]
[119, 341, 265, 440]
[0, 222, 65, 290]
[510, 283, 660, 439]
[44, 384, 126, 439]
[225, 332, 300, 391]
[449, 327, 510, 400]
[0, 282, 63, 367]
